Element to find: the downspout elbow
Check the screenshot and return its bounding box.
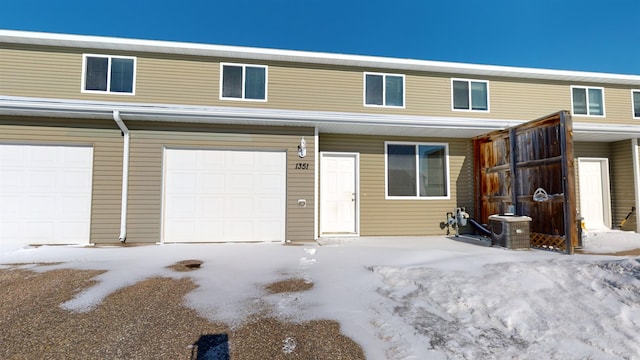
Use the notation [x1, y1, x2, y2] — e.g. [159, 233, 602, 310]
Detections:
[113, 110, 130, 243]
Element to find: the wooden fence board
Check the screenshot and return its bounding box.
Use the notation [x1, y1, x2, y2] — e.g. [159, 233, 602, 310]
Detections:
[474, 111, 576, 254]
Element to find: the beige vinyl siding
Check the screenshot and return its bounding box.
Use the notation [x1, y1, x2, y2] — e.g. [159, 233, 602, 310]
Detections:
[123, 122, 315, 243]
[610, 140, 636, 231]
[0, 118, 123, 244]
[320, 134, 472, 236]
[0, 45, 82, 98]
[135, 55, 218, 105]
[603, 86, 635, 122]
[3, 44, 639, 125]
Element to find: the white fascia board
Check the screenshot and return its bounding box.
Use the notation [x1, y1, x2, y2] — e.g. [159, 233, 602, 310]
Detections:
[573, 122, 640, 135]
[5, 95, 640, 140]
[3, 30, 640, 86]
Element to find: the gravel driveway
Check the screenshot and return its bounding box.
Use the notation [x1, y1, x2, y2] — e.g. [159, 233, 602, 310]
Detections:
[0, 265, 365, 359]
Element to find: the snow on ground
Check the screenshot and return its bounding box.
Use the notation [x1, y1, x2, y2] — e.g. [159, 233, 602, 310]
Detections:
[1, 231, 640, 359]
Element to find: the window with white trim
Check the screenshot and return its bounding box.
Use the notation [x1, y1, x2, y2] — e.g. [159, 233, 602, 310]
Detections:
[632, 90, 640, 118]
[82, 54, 136, 94]
[220, 63, 267, 101]
[385, 142, 449, 198]
[571, 86, 604, 116]
[364, 73, 404, 107]
[452, 79, 489, 111]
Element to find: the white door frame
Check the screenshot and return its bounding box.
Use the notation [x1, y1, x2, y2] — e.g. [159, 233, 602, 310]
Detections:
[319, 152, 360, 236]
[578, 157, 612, 229]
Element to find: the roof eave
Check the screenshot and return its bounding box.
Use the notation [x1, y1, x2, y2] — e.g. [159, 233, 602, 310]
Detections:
[3, 30, 640, 85]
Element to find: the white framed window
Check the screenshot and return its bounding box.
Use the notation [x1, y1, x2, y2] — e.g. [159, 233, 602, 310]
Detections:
[220, 63, 267, 101]
[385, 141, 450, 199]
[632, 90, 640, 119]
[452, 78, 489, 111]
[364, 72, 405, 108]
[571, 86, 605, 116]
[82, 54, 136, 95]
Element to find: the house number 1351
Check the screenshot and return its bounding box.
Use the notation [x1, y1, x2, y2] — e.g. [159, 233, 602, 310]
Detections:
[295, 163, 309, 170]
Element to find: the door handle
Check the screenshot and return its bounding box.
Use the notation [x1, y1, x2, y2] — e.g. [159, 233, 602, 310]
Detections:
[352, 192, 356, 202]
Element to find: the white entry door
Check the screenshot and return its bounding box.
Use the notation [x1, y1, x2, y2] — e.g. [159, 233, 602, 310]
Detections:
[320, 152, 358, 235]
[578, 158, 611, 230]
[0, 144, 93, 245]
[163, 148, 286, 242]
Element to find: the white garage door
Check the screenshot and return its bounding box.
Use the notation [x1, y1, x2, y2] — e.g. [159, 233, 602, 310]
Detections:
[163, 148, 286, 242]
[0, 144, 93, 245]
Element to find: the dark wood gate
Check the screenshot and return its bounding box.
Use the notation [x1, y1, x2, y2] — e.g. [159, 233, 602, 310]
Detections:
[473, 111, 577, 254]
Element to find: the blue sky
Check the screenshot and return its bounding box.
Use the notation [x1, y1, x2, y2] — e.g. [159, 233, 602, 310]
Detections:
[2, 0, 638, 74]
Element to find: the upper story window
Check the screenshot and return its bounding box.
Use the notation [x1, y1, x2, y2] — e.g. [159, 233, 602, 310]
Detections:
[452, 79, 489, 111]
[82, 54, 136, 94]
[632, 90, 640, 119]
[220, 63, 267, 101]
[571, 86, 604, 116]
[385, 142, 449, 199]
[364, 73, 404, 107]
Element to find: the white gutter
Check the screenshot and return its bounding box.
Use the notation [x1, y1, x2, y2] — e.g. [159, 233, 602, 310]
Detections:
[112, 110, 130, 242]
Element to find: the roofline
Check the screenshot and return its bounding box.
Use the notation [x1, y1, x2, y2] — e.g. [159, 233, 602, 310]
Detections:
[3, 29, 640, 85]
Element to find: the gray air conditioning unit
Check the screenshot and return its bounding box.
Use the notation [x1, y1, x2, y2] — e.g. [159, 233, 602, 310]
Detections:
[489, 215, 532, 249]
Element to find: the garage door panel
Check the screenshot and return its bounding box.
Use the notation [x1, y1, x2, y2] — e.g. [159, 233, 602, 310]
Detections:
[229, 175, 253, 193]
[0, 169, 23, 189]
[24, 222, 54, 241]
[230, 151, 254, 166]
[166, 172, 197, 193]
[201, 173, 225, 193]
[165, 196, 196, 218]
[202, 151, 225, 168]
[226, 220, 253, 240]
[0, 144, 93, 245]
[57, 221, 89, 239]
[62, 170, 93, 191]
[0, 195, 23, 217]
[255, 221, 283, 239]
[163, 149, 285, 242]
[59, 196, 92, 217]
[29, 148, 56, 164]
[29, 170, 56, 190]
[228, 197, 253, 217]
[257, 174, 285, 193]
[254, 197, 284, 217]
[0, 223, 19, 239]
[165, 221, 195, 243]
[29, 195, 55, 215]
[198, 227, 223, 242]
[200, 196, 224, 217]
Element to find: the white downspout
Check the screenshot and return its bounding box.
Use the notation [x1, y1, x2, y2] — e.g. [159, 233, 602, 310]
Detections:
[113, 110, 130, 242]
[633, 138, 640, 233]
[314, 127, 319, 240]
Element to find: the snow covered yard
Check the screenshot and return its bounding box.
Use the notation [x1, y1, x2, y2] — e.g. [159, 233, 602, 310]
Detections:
[1, 230, 640, 359]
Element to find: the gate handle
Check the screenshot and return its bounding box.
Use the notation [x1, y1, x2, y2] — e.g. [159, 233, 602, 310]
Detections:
[533, 188, 549, 202]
